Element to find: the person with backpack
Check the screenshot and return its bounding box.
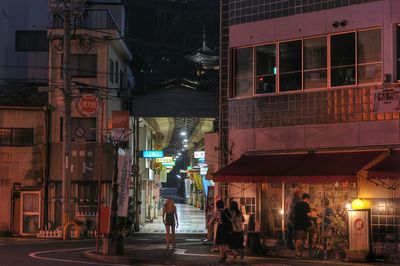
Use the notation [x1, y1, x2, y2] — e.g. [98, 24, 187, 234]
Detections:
[163, 197, 179, 249]
[207, 199, 231, 263]
[229, 201, 245, 262]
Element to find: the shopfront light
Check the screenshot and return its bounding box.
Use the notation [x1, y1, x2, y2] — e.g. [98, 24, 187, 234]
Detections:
[351, 198, 370, 210]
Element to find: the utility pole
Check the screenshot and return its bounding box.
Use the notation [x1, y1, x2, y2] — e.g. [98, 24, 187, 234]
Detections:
[62, 4, 72, 231]
[49, 0, 85, 239]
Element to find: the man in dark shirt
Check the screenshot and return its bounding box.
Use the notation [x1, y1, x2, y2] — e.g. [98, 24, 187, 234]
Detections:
[293, 193, 315, 258]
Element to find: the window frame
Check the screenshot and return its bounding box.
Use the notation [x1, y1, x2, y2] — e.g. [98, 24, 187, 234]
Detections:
[232, 46, 254, 98]
[254, 42, 277, 95]
[230, 27, 383, 99]
[303, 35, 328, 91]
[109, 59, 114, 83]
[277, 38, 303, 94]
[0, 128, 34, 147]
[397, 24, 400, 82]
[357, 27, 382, 85]
[329, 30, 357, 88]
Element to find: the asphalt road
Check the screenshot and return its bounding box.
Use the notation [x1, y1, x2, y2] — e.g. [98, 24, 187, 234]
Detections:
[0, 234, 390, 266]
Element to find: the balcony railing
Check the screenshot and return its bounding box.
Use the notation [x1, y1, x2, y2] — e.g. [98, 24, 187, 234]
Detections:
[51, 9, 121, 34]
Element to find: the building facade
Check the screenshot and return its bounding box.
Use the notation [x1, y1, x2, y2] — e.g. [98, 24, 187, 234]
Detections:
[46, 0, 133, 234]
[0, 0, 50, 235]
[213, 0, 400, 260]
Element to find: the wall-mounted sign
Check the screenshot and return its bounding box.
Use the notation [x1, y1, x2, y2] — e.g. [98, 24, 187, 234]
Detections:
[112, 111, 130, 129]
[141, 150, 164, 158]
[156, 157, 173, 163]
[194, 151, 205, 159]
[77, 94, 99, 116]
[373, 87, 400, 113]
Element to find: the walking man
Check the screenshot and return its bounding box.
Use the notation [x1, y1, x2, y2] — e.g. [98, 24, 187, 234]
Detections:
[294, 193, 316, 258]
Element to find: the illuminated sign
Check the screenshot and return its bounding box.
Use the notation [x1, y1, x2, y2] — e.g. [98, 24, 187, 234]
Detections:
[162, 162, 176, 167]
[194, 151, 205, 159]
[141, 150, 164, 158]
[156, 157, 173, 163]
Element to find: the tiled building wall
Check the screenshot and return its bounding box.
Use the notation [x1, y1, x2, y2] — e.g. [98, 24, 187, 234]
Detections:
[229, 86, 400, 129]
[229, 0, 380, 25]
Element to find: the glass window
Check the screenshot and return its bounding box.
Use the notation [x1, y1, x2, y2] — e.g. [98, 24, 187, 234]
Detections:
[15, 31, 48, 52]
[358, 29, 381, 84]
[72, 118, 96, 142]
[331, 33, 356, 87]
[115, 62, 119, 85]
[396, 25, 400, 80]
[256, 44, 276, 94]
[0, 129, 12, 145]
[234, 47, 253, 97]
[69, 54, 97, 77]
[109, 59, 114, 83]
[303, 37, 327, 89]
[279, 40, 302, 92]
[0, 128, 33, 146]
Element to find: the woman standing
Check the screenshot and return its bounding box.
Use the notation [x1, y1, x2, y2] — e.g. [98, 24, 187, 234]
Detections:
[229, 201, 245, 262]
[207, 199, 231, 263]
[162, 197, 179, 249]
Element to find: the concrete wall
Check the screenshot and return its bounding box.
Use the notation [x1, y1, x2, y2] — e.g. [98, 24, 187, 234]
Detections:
[229, 120, 400, 159]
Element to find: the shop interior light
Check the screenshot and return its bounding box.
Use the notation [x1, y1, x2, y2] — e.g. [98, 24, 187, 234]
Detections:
[345, 203, 352, 210]
[279, 209, 284, 215]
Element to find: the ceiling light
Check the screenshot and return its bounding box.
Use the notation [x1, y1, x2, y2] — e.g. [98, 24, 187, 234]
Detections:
[183, 144, 188, 148]
[180, 131, 187, 136]
[178, 152, 182, 156]
[183, 139, 188, 142]
[181, 148, 184, 151]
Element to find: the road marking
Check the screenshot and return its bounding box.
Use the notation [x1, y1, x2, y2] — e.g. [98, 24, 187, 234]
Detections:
[29, 247, 130, 266]
[174, 248, 187, 255]
[0, 238, 93, 246]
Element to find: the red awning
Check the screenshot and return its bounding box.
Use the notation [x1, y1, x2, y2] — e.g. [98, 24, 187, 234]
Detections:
[212, 150, 384, 183]
[367, 151, 400, 179]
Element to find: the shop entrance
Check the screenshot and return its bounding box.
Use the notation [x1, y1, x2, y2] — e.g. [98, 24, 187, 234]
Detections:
[20, 191, 41, 236]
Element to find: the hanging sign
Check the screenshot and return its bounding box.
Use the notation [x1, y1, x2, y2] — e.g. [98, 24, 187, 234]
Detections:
[117, 155, 132, 217]
[141, 150, 164, 158]
[194, 151, 205, 159]
[156, 157, 173, 163]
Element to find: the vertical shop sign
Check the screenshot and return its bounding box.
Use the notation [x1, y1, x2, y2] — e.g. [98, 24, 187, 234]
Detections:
[160, 170, 167, 183]
[348, 209, 370, 252]
[117, 155, 132, 217]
